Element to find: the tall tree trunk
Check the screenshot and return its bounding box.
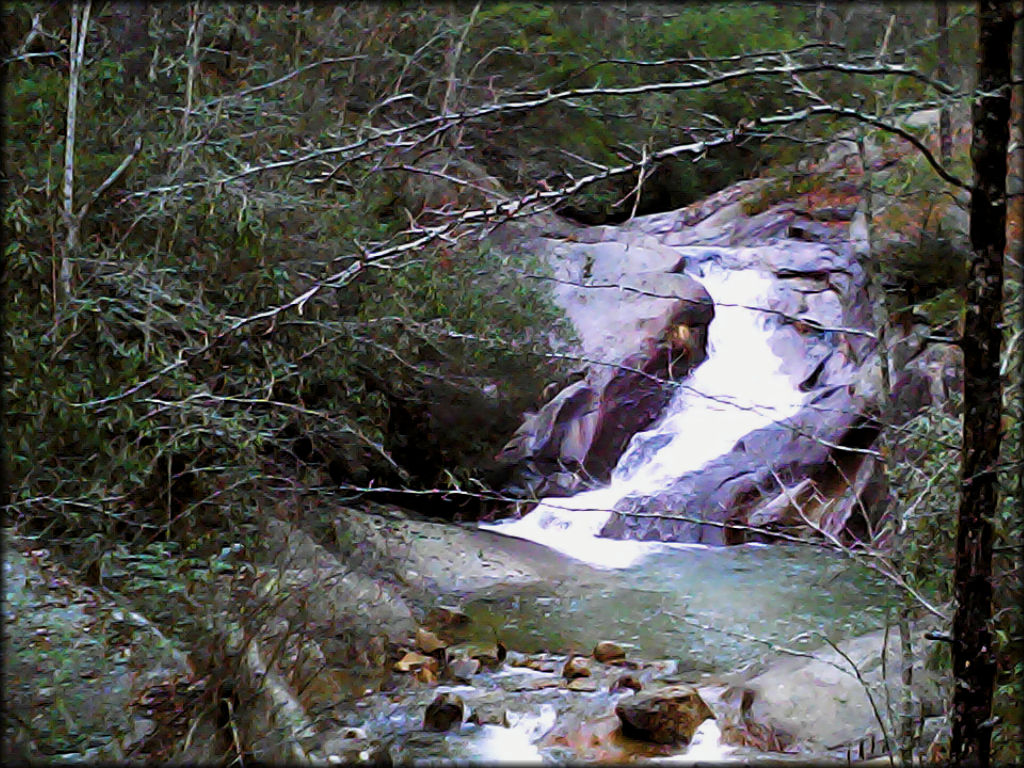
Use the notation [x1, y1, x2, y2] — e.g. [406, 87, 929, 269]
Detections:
[937, 1, 953, 163]
[1011, 0, 1024, 552]
[949, 2, 1013, 765]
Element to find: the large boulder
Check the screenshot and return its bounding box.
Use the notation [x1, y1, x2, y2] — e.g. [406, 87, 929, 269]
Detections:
[615, 684, 715, 744]
[3, 539, 223, 764]
[317, 504, 580, 595]
[742, 626, 947, 756]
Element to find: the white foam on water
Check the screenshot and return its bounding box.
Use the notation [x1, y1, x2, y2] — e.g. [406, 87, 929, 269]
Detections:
[472, 704, 557, 764]
[481, 266, 805, 569]
[658, 718, 737, 763]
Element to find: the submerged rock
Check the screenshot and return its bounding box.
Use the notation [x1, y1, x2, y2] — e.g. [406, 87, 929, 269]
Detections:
[615, 684, 715, 744]
[508, 654, 560, 673]
[448, 640, 507, 670]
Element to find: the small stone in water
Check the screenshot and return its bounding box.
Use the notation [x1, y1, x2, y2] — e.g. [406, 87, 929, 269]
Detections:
[521, 656, 559, 673]
[447, 657, 480, 682]
[562, 656, 592, 680]
[593, 641, 626, 663]
[423, 693, 464, 732]
[611, 674, 643, 694]
[567, 677, 599, 692]
[615, 684, 714, 744]
[415, 665, 438, 684]
[427, 605, 471, 627]
[394, 651, 435, 673]
[609, 658, 642, 670]
[469, 707, 510, 727]
[449, 641, 505, 669]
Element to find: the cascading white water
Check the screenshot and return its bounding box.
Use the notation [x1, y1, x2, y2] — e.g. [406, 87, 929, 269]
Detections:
[482, 265, 806, 568]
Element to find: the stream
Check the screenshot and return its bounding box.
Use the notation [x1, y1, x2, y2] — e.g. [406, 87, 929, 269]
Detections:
[347, 263, 898, 763]
[356, 542, 895, 763]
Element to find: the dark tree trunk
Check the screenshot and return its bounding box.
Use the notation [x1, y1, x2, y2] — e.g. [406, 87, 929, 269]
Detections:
[937, 1, 953, 163]
[949, 2, 1014, 765]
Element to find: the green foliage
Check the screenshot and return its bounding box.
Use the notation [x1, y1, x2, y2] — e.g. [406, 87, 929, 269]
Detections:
[3, 2, 571, 560]
[466, 2, 811, 221]
[885, 372, 1022, 763]
[653, 6, 799, 58]
[879, 233, 968, 321]
[885, 397, 962, 601]
[2, 1, 1011, 759]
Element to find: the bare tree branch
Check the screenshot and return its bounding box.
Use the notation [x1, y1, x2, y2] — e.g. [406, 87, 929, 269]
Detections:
[755, 104, 971, 190]
[58, 0, 91, 313]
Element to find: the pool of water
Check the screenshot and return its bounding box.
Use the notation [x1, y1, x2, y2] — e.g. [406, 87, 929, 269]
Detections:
[455, 543, 896, 672]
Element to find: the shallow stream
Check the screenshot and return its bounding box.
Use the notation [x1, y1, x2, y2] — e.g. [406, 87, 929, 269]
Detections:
[346, 545, 896, 764]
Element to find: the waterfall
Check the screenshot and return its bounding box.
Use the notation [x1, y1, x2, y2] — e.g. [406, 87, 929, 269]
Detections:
[482, 264, 806, 568]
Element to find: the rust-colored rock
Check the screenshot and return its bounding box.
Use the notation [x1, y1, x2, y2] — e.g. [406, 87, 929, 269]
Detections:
[615, 684, 714, 744]
[394, 651, 435, 673]
[426, 605, 471, 628]
[562, 655, 592, 680]
[415, 665, 438, 684]
[592, 641, 626, 664]
[415, 627, 447, 655]
[611, 674, 642, 694]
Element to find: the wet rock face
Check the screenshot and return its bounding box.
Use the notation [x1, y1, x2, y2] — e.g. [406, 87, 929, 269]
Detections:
[496, 239, 715, 496]
[590, 198, 899, 544]
[602, 384, 876, 544]
[498, 177, 962, 543]
[615, 684, 714, 744]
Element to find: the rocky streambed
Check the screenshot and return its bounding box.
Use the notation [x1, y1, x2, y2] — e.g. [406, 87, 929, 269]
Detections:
[275, 534, 946, 765]
[244, 512, 942, 764]
[5, 509, 946, 764]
